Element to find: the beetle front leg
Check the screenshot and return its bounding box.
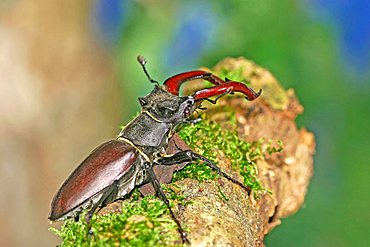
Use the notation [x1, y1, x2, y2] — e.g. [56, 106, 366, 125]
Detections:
[157, 150, 251, 194]
[145, 163, 190, 244]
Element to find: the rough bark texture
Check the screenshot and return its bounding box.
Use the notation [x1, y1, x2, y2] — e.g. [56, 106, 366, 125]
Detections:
[103, 57, 315, 246]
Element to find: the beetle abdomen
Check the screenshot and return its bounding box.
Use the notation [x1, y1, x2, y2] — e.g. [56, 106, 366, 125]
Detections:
[49, 140, 138, 221]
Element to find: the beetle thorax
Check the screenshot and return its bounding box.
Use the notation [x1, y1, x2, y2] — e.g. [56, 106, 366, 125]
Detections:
[119, 86, 196, 151]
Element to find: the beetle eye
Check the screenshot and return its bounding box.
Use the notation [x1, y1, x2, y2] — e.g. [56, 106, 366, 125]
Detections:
[183, 98, 194, 118]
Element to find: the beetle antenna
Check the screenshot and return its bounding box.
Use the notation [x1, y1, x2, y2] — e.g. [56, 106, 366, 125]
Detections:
[137, 55, 159, 86]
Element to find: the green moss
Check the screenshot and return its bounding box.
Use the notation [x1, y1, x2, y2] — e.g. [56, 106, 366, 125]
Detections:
[50, 191, 184, 247]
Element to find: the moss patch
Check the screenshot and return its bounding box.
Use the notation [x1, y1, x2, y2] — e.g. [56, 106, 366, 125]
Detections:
[50, 191, 184, 246]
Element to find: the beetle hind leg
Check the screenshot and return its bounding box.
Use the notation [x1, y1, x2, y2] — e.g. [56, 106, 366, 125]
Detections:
[145, 162, 191, 244]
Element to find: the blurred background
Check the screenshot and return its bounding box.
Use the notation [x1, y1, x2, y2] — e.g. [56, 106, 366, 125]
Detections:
[0, 0, 369, 246]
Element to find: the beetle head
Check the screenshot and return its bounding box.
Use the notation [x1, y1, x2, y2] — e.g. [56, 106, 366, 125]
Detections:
[139, 86, 196, 124]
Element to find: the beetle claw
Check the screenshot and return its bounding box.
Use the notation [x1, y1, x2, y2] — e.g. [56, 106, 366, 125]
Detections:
[180, 231, 190, 244]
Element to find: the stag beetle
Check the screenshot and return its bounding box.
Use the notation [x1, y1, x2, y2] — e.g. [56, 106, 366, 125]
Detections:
[49, 56, 261, 244]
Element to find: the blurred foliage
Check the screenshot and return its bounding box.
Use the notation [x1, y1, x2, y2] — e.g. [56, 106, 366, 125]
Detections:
[93, 0, 370, 246]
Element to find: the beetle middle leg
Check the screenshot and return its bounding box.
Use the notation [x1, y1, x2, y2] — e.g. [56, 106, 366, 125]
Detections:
[157, 150, 251, 194]
[85, 180, 119, 234]
[144, 162, 190, 244]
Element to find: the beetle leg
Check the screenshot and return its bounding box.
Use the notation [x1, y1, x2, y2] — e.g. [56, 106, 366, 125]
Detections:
[85, 180, 119, 233]
[157, 150, 251, 194]
[197, 106, 207, 111]
[145, 162, 190, 244]
[183, 117, 202, 125]
[193, 81, 262, 102]
[164, 70, 225, 95]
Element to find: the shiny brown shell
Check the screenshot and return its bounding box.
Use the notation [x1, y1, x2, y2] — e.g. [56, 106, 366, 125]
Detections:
[49, 140, 138, 221]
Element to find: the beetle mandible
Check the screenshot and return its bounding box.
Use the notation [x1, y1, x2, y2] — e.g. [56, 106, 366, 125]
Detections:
[49, 56, 262, 244]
